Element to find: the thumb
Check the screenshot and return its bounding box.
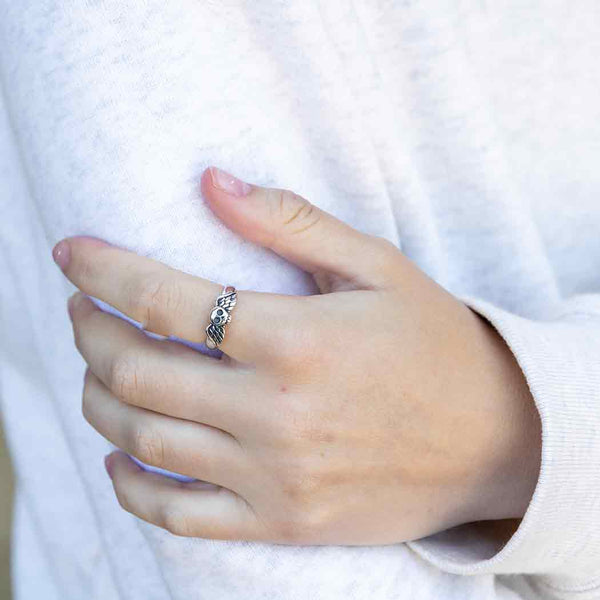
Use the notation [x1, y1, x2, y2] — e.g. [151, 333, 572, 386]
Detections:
[200, 166, 400, 289]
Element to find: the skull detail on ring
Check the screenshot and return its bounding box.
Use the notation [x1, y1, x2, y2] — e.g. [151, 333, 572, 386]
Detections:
[205, 286, 237, 349]
[210, 306, 231, 327]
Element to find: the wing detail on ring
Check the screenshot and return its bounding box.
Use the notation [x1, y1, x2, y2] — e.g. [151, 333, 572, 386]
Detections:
[216, 290, 237, 311]
[206, 322, 225, 346]
[206, 287, 237, 348]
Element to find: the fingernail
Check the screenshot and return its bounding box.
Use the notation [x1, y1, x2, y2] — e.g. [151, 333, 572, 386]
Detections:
[104, 453, 115, 480]
[52, 239, 71, 270]
[67, 291, 84, 320]
[209, 167, 252, 197]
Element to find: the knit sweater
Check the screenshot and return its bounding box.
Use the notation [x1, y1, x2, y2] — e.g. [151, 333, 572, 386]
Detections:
[1, 1, 599, 599]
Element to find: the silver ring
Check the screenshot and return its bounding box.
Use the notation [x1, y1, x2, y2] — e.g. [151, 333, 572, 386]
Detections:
[205, 285, 237, 349]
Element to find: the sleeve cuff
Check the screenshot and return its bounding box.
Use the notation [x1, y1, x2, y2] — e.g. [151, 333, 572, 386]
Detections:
[406, 295, 600, 589]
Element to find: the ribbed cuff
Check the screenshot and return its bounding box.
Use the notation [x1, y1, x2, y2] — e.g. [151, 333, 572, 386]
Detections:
[406, 295, 600, 590]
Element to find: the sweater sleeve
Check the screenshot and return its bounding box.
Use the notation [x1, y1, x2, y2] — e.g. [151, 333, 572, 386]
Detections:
[406, 293, 600, 597]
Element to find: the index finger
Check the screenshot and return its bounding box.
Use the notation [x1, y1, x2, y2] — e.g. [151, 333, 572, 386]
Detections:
[53, 235, 291, 365]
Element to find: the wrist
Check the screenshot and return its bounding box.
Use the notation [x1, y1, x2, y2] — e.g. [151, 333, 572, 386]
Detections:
[465, 309, 542, 523]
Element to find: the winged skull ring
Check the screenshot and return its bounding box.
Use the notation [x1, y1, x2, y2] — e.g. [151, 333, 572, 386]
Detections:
[205, 286, 237, 349]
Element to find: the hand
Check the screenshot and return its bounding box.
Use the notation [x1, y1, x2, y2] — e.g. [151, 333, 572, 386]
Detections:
[53, 166, 542, 544]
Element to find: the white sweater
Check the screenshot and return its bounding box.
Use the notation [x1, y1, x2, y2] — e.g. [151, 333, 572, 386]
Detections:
[1, 1, 600, 599]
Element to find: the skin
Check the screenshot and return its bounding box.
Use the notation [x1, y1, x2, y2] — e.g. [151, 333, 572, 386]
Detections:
[52, 166, 542, 544]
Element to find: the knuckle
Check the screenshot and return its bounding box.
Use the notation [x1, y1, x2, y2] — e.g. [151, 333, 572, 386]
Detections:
[271, 189, 320, 241]
[272, 502, 325, 544]
[272, 516, 308, 544]
[268, 401, 309, 448]
[268, 391, 338, 450]
[255, 444, 333, 543]
[271, 402, 333, 451]
[295, 419, 337, 446]
[130, 275, 182, 331]
[129, 425, 166, 467]
[277, 457, 322, 507]
[110, 351, 143, 401]
[160, 503, 194, 537]
[276, 467, 331, 543]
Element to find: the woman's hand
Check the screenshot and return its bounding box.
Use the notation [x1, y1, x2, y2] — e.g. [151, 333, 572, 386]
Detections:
[53, 166, 541, 544]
